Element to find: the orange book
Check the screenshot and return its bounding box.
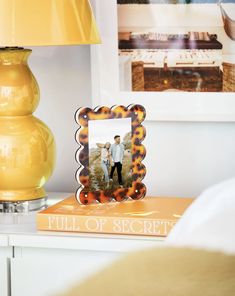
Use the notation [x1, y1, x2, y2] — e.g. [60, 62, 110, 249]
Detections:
[37, 196, 194, 237]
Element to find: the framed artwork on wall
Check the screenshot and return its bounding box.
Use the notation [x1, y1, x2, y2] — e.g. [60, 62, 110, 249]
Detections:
[90, 0, 235, 121]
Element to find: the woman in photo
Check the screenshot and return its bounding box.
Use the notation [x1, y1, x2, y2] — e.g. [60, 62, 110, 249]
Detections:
[96, 142, 112, 186]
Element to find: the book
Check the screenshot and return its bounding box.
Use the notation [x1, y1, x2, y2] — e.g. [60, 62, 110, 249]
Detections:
[37, 196, 194, 237]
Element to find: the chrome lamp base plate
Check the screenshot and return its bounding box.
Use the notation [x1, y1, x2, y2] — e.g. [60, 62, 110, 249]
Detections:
[0, 197, 47, 213]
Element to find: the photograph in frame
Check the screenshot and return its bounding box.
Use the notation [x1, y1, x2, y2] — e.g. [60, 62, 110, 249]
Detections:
[91, 0, 235, 121]
[88, 117, 132, 191]
[118, 0, 235, 93]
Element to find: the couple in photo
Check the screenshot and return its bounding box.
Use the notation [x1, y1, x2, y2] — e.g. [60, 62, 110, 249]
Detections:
[96, 135, 124, 187]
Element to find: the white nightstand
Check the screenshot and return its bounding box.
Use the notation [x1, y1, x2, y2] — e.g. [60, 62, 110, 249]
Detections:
[0, 192, 164, 296]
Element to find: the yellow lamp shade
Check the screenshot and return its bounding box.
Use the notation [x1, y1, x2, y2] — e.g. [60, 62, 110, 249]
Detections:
[0, 0, 101, 46]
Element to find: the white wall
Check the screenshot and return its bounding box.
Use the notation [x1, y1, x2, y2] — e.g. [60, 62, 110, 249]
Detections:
[29, 46, 91, 193]
[28, 46, 235, 198]
[144, 121, 235, 197]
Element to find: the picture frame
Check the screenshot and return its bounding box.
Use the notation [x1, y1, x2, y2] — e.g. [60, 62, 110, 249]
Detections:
[90, 0, 235, 122]
[75, 104, 146, 205]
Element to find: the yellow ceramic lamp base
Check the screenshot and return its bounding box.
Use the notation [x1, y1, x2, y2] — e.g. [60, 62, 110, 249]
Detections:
[0, 48, 56, 202]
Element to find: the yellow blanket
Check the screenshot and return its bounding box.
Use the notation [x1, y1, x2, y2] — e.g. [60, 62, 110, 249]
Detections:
[59, 247, 235, 296]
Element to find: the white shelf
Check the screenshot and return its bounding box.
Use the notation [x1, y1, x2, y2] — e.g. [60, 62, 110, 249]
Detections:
[0, 192, 165, 296]
[0, 235, 8, 247]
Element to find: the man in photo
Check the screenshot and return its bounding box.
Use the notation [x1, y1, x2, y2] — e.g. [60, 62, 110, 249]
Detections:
[110, 135, 125, 186]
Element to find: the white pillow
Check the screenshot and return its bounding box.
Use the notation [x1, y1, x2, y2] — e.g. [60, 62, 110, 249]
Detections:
[167, 177, 235, 254]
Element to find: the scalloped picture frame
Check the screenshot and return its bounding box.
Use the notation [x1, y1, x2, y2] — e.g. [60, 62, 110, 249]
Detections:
[75, 104, 146, 205]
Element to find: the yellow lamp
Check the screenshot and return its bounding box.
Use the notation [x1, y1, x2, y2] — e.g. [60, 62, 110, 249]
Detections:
[0, 0, 100, 212]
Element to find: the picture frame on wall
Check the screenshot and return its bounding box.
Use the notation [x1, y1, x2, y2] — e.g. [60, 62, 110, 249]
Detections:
[90, 0, 235, 121]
